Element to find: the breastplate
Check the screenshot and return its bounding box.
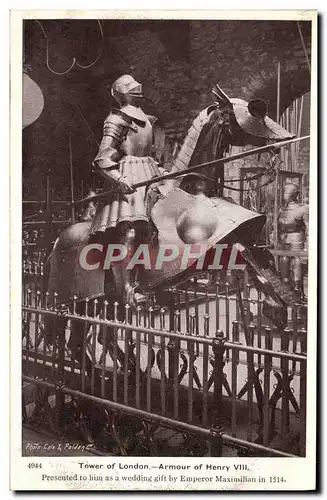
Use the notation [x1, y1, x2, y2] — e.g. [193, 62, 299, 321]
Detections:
[121, 108, 153, 157]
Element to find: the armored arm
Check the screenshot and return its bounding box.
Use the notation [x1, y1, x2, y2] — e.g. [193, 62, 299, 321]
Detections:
[93, 111, 132, 183]
[303, 204, 309, 250]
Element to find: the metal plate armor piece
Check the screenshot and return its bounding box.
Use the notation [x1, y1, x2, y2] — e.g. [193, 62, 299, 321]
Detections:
[47, 222, 105, 304]
[103, 111, 133, 140]
[212, 84, 294, 141]
[91, 104, 161, 233]
[172, 107, 213, 175]
[278, 202, 309, 250]
[231, 98, 295, 140]
[93, 111, 133, 169]
[157, 107, 213, 196]
[111, 75, 142, 103]
[120, 106, 153, 157]
[145, 188, 266, 289]
[94, 106, 155, 168]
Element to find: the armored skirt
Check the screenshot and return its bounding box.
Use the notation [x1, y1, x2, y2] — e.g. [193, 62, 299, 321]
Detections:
[89, 155, 161, 234]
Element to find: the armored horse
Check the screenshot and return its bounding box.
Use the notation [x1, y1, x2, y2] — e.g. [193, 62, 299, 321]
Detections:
[46, 84, 296, 390]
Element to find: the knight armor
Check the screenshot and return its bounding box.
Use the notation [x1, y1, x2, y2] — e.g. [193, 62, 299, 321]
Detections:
[88, 75, 165, 305]
[278, 184, 309, 250]
[278, 203, 309, 248]
[277, 183, 309, 294]
[89, 76, 162, 234]
[111, 74, 143, 104]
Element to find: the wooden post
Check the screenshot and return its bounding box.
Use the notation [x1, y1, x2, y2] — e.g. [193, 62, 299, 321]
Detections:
[273, 169, 280, 250]
[280, 115, 285, 166]
[276, 61, 281, 122]
[298, 95, 304, 137]
[45, 172, 52, 255]
[286, 107, 290, 170]
[296, 95, 304, 167]
[273, 62, 281, 249]
[69, 129, 75, 223]
[290, 101, 296, 172]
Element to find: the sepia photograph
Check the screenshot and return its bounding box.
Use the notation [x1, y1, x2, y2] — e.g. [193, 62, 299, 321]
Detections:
[11, 10, 317, 491]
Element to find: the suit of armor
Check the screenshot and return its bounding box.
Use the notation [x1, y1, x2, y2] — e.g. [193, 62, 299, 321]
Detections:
[90, 75, 162, 304]
[278, 183, 309, 296]
[90, 106, 160, 232]
[279, 202, 308, 251]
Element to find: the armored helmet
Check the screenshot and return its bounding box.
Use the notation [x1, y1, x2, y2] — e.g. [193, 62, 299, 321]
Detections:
[283, 182, 300, 202]
[111, 74, 143, 104]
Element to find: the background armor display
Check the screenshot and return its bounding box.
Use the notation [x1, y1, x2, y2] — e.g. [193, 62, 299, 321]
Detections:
[278, 183, 309, 292]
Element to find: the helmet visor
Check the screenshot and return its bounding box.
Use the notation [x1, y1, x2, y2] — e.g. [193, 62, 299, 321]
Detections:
[127, 83, 143, 97]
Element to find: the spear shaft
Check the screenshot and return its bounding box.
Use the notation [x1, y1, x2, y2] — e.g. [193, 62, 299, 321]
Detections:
[71, 135, 309, 206]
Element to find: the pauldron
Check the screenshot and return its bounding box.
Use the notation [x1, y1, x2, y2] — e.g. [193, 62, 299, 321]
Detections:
[103, 109, 137, 142]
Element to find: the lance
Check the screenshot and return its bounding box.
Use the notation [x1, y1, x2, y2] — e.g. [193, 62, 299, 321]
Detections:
[71, 135, 310, 206]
